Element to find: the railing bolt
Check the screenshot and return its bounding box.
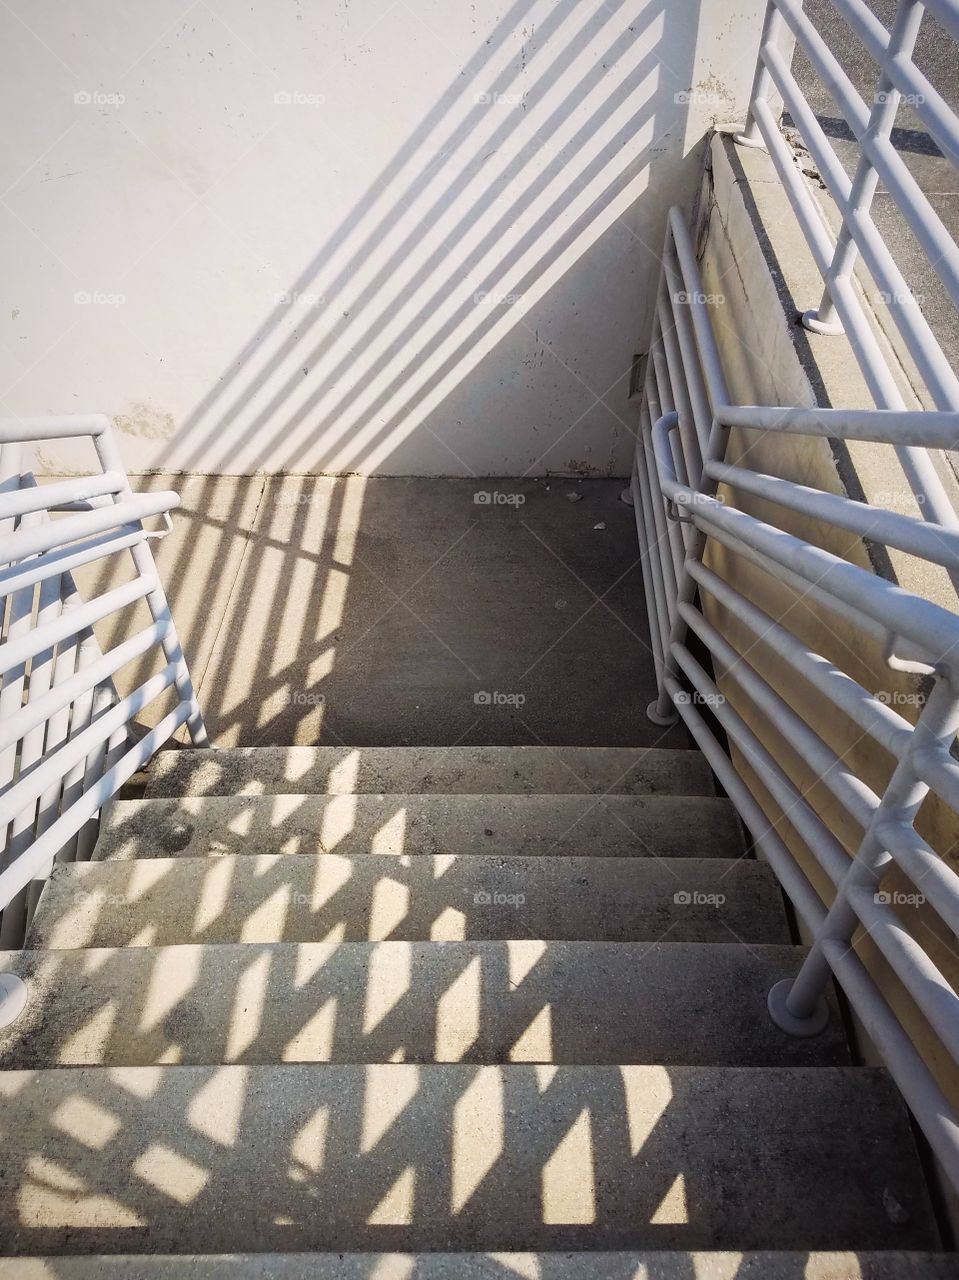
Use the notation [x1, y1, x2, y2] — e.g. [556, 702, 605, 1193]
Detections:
[0, 973, 28, 1028]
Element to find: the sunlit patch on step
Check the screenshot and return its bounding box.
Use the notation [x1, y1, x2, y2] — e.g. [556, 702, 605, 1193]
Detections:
[452, 1065, 503, 1211]
[192, 858, 234, 935]
[225, 950, 271, 1061]
[541, 1108, 596, 1225]
[508, 939, 547, 988]
[363, 943, 411, 1034]
[319, 794, 357, 852]
[137, 944, 203, 1034]
[367, 1164, 416, 1225]
[289, 1103, 329, 1178]
[239, 884, 292, 942]
[430, 906, 466, 940]
[369, 877, 410, 939]
[23, 1156, 145, 1227]
[52, 1096, 121, 1149]
[325, 750, 360, 794]
[309, 852, 353, 915]
[621, 1064, 673, 1155]
[187, 1065, 247, 1146]
[435, 954, 481, 1060]
[650, 1171, 689, 1225]
[509, 1004, 553, 1061]
[361, 1064, 419, 1154]
[132, 1142, 209, 1204]
[370, 807, 407, 855]
[283, 996, 337, 1061]
[58, 1001, 117, 1065]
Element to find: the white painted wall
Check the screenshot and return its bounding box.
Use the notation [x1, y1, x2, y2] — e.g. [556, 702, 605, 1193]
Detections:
[2, 0, 764, 475]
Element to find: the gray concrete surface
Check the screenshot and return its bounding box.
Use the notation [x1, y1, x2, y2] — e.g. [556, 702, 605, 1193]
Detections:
[790, 0, 959, 383]
[0, 1063, 936, 1252]
[28, 855, 785, 948]
[144, 746, 713, 798]
[92, 793, 745, 862]
[4, 1253, 958, 1279]
[0, 941, 846, 1069]
[76, 475, 688, 749]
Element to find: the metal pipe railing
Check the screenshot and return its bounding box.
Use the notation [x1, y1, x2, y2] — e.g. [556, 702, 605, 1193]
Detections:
[631, 161, 959, 1193]
[0, 416, 208, 945]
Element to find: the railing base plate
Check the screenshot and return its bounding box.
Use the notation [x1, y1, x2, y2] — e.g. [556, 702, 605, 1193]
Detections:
[767, 977, 830, 1038]
[801, 308, 845, 337]
[647, 698, 679, 727]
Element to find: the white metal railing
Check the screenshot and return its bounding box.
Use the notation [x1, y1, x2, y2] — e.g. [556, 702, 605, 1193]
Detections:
[634, 171, 959, 1188]
[0, 415, 207, 947]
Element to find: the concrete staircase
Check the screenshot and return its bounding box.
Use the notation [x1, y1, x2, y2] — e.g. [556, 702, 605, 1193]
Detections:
[0, 745, 954, 1276]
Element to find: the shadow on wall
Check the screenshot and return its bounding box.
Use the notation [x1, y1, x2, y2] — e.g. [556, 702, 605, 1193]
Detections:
[153, 0, 704, 477]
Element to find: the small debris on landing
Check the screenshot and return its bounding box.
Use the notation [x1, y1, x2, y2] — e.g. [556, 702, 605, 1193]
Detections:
[566, 491, 583, 502]
[593, 522, 606, 530]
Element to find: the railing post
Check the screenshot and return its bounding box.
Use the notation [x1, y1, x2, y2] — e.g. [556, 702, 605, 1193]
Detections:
[735, 0, 789, 150]
[802, 0, 925, 335]
[92, 425, 210, 748]
[768, 677, 959, 1036]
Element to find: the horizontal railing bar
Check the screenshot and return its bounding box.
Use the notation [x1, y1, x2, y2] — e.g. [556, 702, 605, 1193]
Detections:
[716, 405, 959, 448]
[707, 459, 959, 570]
[0, 415, 112, 443]
[0, 574, 156, 679]
[822, 934, 959, 1190]
[0, 473, 125, 521]
[0, 524, 146, 598]
[0, 621, 171, 754]
[0, 492, 179, 566]
[846, 882, 959, 1063]
[670, 642, 853, 886]
[875, 819, 959, 937]
[679, 600, 881, 829]
[687, 559, 914, 759]
[664, 671, 830, 933]
[0, 701, 191, 911]
[672, 486, 959, 667]
[0, 665, 176, 834]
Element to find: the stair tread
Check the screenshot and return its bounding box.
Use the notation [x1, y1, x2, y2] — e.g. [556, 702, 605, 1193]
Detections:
[29, 853, 786, 948]
[3, 1254, 957, 1278]
[1, 940, 847, 1068]
[144, 746, 716, 798]
[97, 792, 744, 861]
[0, 1063, 936, 1252]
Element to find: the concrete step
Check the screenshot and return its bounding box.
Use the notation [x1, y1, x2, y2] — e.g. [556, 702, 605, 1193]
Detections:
[144, 746, 716, 798]
[4, 1254, 958, 1279]
[95, 792, 745, 861]
[29, 853, 785, 949]
[0, 1064, 936, 1252]
[0, 941, 846, 1068]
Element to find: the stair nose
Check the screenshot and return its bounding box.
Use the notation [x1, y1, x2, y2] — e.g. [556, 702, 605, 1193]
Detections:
[0, 1064, 938, 1253]
[144, 746, 717, 798]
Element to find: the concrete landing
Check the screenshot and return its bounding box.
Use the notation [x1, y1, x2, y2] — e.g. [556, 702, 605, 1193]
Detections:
[75, 476, 686, 748]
